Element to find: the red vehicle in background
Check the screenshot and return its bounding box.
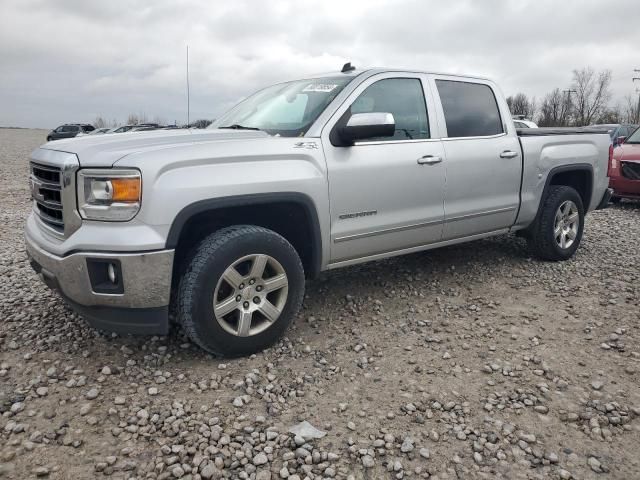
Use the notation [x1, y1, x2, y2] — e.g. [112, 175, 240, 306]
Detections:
[610, 127, 640, 202]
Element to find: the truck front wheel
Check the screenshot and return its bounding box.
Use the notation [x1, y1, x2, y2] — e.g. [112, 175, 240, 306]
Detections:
[177, 225, 305, 356]
[527, 185, 585, 261]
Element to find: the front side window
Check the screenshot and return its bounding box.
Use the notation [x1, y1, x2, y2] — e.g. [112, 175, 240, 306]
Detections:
[215, 76, 354, 137]
[436, 80, 503, 138]
[349, 78, 430, 141]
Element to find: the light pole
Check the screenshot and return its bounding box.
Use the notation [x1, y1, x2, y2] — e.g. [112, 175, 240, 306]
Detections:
[562, 89, 577, 126]
[633, 70, 640, 124]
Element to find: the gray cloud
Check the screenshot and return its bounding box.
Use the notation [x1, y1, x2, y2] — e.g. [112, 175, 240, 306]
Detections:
[1, 0, 638, 128]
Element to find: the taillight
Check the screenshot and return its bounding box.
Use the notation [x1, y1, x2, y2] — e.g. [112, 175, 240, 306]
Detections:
[607, 144, 615, 177]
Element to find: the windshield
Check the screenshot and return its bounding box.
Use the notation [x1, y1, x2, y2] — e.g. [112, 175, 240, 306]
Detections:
[627, 126, 640, 144]
[214, 76, 354, 136]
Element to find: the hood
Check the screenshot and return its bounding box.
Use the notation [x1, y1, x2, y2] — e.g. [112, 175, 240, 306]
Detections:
[615, 143, 640, 163]
[39, 129, 269, 167]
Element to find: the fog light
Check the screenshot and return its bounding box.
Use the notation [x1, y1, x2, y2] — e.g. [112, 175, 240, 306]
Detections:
[107, 263, 117, 283]
[87, 258, 123, 294]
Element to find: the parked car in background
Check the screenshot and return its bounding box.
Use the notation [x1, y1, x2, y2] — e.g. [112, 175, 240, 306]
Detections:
[130, 126, 158, 132]
[109, 124, 160, 133]
[25, 66, 613, 356]
[87, 127, 111, 135]
[46, 124, 94, 141]
[591, 124, 638, 146]
[512, 116, 538, 128]
[609, 127, 640, 202]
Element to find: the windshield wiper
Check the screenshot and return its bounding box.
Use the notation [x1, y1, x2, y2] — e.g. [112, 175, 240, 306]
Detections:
[219, 124, 261, 131]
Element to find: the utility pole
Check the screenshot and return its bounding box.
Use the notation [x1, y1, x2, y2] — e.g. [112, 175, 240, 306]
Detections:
[562, 89, 577, 126]
[186, 45, 190, 128]
[633, 70, 640, 124]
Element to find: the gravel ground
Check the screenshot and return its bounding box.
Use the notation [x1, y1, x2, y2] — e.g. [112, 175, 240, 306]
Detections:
[1, 128, 639, 480]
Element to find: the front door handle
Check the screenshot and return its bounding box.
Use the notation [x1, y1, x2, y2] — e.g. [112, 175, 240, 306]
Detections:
[500, 150, 519, 159]
[417, 155, 443, 165]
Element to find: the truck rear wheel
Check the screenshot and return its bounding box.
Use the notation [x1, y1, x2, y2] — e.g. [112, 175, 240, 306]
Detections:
[527, 185, 584, 261]
[177, 225, 305, 356]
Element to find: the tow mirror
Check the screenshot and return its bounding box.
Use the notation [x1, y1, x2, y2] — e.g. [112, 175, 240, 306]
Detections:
[338, 112, 395, 145]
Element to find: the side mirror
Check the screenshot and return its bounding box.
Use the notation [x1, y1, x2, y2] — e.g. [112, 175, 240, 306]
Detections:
[615, 136, 626, 146]
[338, 112, 395, 145]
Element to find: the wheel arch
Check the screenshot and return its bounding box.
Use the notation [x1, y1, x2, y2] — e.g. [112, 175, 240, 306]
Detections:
[542, 164, 593, 214]
[166, 192, 323, 280]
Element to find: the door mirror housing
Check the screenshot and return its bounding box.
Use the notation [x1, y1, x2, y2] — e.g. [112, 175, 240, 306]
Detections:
[338, 112, 395, 145]
[615, 136, 626, 146]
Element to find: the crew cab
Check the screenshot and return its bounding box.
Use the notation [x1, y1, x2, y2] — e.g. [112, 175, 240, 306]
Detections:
[25, 66, 613, 356]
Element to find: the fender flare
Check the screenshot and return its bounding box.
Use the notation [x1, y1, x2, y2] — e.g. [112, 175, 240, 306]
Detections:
[533, 163, 594, 224]
[165, 192, 323, 278]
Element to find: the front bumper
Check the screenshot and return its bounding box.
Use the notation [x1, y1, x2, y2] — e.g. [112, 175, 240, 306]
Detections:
[25, 228, 174, 334]
[610, 176, 640, 200]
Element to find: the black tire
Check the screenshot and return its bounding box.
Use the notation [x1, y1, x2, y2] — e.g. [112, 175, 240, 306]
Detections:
[527, 185, 585, 261]
[177, 225, 305, 356]
[46, 137, 52, 142]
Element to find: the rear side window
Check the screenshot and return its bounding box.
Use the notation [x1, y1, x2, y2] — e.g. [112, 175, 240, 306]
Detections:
[350, 78, 430, 141]
[436, 80, 503, 138]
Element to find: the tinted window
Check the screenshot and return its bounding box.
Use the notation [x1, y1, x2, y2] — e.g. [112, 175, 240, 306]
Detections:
[436, 80, 503, 137]
[350, 78, 429, 141]
[62, 125, 79, 132]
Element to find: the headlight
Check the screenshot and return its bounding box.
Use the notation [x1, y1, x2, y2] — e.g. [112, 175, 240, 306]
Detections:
[77, 169, 141, 221]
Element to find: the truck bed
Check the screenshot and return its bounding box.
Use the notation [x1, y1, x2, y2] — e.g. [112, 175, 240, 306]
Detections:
[517, 127, 611, 136]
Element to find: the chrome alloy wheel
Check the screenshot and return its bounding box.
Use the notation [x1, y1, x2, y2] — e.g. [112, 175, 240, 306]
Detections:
[213, 254, 289, 337]
[554, 200, 579, 249]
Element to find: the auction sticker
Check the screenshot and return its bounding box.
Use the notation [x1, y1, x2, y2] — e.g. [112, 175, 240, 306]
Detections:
[302, 83, 338, 93]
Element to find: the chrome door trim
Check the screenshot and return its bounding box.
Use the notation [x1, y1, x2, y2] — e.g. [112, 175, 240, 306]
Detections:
[334, 219, 443, 243]
[445, 206, 517, 223]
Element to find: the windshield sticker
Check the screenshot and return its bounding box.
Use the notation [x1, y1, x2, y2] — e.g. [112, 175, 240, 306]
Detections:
[302, 83, 338, 93]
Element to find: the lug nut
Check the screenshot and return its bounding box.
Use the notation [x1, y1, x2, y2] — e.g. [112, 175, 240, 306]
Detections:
[239, 283, 245, 289]
[243, 301, 250, 309]
[249, 279, 255, 285]
[256, 285, 263, 292]
[236, 295, 242, 302]
[253, 296, 261, 304]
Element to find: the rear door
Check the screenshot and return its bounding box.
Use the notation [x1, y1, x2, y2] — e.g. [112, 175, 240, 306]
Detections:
[321, 73, 446, 263]
[430, 77, 522, 239]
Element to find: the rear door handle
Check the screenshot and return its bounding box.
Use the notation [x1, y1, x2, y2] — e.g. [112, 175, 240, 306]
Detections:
[417, 155, 443, 165]
[500, 150, 519, 159]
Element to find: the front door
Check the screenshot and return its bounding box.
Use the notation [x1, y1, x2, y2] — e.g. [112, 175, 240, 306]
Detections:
[321, 74, 446, 263]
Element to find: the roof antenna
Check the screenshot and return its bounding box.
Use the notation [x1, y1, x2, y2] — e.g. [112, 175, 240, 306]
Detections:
[341, 62, 356, 73]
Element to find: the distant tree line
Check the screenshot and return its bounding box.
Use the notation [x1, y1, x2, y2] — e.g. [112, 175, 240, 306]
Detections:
[92, 114, 214, 129]
[507, 67, 640, 127]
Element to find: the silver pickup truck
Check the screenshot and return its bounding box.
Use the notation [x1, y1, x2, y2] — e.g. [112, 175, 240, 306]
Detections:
[25, 66, 613, 356]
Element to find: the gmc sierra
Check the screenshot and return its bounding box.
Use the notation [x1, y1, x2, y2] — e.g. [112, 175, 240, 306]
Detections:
[26, 66, 613, 356]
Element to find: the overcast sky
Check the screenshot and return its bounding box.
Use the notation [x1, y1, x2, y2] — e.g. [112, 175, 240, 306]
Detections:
[1, 0, 639, 129]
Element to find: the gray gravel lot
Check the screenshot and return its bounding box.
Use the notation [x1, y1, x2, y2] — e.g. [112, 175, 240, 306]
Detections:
[0, 128, 639, 480]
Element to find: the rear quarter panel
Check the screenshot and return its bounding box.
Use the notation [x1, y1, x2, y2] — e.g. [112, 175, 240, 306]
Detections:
[516, 134, 610, 227]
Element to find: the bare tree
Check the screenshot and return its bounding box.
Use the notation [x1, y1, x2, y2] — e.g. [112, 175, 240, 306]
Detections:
[537, 88, 572, 127]
[93, 116, 107, 128]
[191, 119, 213, 129]
[571, 67, 612, 126]
[623, 94, 640, 124]
[506, 93, 536, 119]
[596, 105, 622, 124]
[126, 113, 139, 125]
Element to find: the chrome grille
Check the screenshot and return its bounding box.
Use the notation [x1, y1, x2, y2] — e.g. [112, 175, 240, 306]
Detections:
[30, 162, 64, 233]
